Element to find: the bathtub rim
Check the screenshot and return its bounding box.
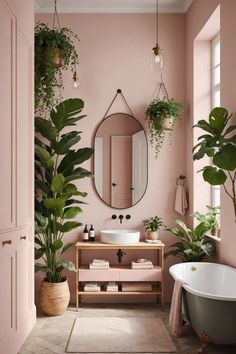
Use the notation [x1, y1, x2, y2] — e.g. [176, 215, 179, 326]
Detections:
[169, 262, 236, 302]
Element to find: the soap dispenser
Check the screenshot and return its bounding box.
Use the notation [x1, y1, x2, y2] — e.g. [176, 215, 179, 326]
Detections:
[89, 224, 95, 242]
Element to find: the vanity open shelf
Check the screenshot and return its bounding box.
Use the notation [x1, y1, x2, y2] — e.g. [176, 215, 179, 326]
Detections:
[75, 241, 165, 310]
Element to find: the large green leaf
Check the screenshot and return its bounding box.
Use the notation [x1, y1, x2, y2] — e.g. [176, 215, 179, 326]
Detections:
[63, 183, 78, 197]
[59, 260, 76, 272]
[51, 239, 63, 252]
[193, 120, 216, 135]
[63, 206, 82, 219]
[201, 242, 215, 257]
[51, 174, 65, 194]
[61, 242, 74, 254]
[209, 107, 228, 133]
[44, 198, 65, 209]
[213, 144, 236, 171]
[203, 166, 227, 185]
[194, 222, 209, 239]
[52, 131, 81, 155]
[50, 99, 85, 131]
[65, 168, 92, 183]
[35, 247, 46, 259]
[35, 117, 58, 141]
[58, 221, 82, 233]
[35, 145, 54, 169]
[58, 148, 94, 175]
[35, 212, 48, 227]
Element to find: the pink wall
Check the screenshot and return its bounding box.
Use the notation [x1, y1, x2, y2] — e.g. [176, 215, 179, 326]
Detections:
[35, 12, 186, 303]
[186, 1, 236, 262]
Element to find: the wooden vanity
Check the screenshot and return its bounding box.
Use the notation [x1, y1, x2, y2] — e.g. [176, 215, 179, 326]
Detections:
[75, 241, 165, 310]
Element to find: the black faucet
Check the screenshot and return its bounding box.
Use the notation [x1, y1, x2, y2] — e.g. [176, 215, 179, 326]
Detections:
[118, 215, 124, 224]
[117, 249, 126, 263]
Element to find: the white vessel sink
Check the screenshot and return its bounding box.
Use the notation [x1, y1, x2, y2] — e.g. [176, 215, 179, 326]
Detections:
[100, 230, 140, 244]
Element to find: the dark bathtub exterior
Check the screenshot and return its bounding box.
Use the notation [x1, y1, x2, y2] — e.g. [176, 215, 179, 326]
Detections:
[183, 289, 236, 345]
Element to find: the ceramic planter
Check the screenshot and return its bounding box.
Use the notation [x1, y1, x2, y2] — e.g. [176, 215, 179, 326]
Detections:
[162, 116, 174, 130]
[42, 46, 63, 68]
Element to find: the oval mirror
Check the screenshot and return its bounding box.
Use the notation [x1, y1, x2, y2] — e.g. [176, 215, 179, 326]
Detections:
[93, 113, 148, 209]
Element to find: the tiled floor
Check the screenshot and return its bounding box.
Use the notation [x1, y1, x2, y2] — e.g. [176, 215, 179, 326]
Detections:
[19, 304, 236, 354]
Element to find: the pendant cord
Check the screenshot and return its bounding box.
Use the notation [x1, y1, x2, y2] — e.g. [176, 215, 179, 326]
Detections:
[156, 0, 159, 45]
[53, 0, 61, 30]
[103, 89, 134, 120]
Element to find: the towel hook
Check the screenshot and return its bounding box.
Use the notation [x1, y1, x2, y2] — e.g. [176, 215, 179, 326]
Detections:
[176, 175, 186, 185]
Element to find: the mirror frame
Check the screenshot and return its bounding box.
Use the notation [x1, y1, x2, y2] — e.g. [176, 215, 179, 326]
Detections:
[93, 112, 148, 209]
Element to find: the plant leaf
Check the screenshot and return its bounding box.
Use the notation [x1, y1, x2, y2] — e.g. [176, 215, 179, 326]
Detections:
[209, 107, 228, 133]
[51, 239, 63, 252]
[213, 144, 236, 171]
[35, 117, 58, 141]
[35, 145, 54, 169]
[63, 206, 82, 219]
[58, 221, 82, 233]
[43, 198, 65, 209]
[51, 174, 65, 193]
[61, 242, 74, 254]
[203, 166, 227, 185]
[52, 131, 81, 155]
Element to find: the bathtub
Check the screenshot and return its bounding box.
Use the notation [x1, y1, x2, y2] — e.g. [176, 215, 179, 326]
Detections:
[169, 262, 236, 345]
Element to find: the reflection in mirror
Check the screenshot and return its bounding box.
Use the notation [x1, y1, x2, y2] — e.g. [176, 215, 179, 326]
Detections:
[94, 113, 148, 209]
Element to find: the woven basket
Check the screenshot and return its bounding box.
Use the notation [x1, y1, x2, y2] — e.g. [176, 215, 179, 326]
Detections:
[39, 278, 70, 316]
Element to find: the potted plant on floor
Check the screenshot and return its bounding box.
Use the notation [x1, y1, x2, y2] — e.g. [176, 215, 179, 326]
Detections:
[35, 23, 79, 113]
[35, 98, 93, 316]
[145, 97, 183, 157]
[193, 206, 220, 237]
[164, 218, 216, 262]
[193, 107, 236, 221]
[143, 216, 165, 240]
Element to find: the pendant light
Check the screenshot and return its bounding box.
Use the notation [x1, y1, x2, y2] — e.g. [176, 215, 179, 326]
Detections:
[151, 0, 164, 71]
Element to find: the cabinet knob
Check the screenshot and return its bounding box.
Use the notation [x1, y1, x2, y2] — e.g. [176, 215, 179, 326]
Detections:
[2, 240, 12, 246]
[20, 235, 27, 240]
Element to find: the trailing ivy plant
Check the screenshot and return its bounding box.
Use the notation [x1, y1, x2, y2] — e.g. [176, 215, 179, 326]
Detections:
[145, 97, 183, 158]
[164, 218, 216, 262]
[193, 107, 236, 220]
[35, 98, 93, 283]
[35, 23, 79, 113]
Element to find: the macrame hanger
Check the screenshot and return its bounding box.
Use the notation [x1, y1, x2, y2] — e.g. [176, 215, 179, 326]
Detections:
[102, 89, 134, 120]
[53, 0, 61, 30]
[155, 73, 169, 99]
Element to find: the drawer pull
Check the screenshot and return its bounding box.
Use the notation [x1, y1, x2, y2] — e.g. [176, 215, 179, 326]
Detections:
[2, 240, 12, 246]
[20, 235, 27, 240]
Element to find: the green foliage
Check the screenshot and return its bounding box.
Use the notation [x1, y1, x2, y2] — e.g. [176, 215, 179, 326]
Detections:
[143, 216, 165, 232]
[193, 205, 220, 231]
[35, 99, 94, 283]
[164, 218, 216, 262]
[35, 23, 79, 113]
[192, 107, 236, 220]
[145, 97, 183, 158]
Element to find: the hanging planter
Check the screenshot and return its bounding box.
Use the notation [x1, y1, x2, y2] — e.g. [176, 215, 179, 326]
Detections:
[145, 93, 183, 158]
[35, 18, 79, 112]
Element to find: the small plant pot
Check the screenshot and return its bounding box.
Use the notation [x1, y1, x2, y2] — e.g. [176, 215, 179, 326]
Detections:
[211, 227, 219, 237]
[39, 277, 70, 316]
[42, 46, 64, 68]
[148, 231, 158, 240]
[162, 117, 174, 130]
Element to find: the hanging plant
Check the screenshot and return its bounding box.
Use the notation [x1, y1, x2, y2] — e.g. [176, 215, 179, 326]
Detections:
[35, 22, 79, 113]
[145, 96, 183, 158]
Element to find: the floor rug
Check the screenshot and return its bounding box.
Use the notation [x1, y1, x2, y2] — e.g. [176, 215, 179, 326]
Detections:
[66, 317, 177, 353]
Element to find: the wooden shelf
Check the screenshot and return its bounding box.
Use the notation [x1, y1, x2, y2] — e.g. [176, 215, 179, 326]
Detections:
[75, 241, 165, 310]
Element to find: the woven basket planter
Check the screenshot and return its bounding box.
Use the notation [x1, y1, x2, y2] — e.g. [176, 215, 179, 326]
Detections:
[39, 278, 70, 316]
[147, 231, 159, 240]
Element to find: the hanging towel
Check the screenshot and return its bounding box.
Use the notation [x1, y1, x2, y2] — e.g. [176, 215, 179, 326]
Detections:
[174, 184, 188, 216]
[169, 278, 186, 336]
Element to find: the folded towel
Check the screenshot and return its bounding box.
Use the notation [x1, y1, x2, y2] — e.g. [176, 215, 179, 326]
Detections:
[169, 279, 186, 336]
[174, 185, 188, 216]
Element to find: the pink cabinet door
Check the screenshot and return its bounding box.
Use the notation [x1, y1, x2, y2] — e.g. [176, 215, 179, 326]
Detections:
[79, 269, 120, 282]
[119, 267, 162, 282]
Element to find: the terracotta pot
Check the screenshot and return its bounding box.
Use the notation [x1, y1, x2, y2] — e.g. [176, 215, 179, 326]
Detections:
[39, 278, 70, 316]
[148, 231, 158, 240]
[162, 117, 174, 130]
[211, 227, 219, 237]
[42, 46, 63, 68]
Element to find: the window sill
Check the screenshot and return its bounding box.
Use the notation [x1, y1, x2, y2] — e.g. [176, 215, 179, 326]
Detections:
[204, 233, 221, 242]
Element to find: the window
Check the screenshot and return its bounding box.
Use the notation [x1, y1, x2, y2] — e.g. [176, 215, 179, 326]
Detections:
[211, 34, 220, 207]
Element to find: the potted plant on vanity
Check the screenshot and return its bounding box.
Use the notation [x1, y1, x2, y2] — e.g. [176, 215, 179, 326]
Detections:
[35, 23, 79, 113]
[164, 218, 216, 262]
[145, 97, 183, 157]
[143, 216, 165, 240]
[35, 98, 93, 316]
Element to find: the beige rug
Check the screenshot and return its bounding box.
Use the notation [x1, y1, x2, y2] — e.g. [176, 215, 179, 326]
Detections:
[67, 317, 176, 353]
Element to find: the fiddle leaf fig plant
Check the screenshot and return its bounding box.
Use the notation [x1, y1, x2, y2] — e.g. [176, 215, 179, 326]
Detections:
[35, 98, 94, 283]
[35, 23, 79, 113]
[164, 218, 216, 262]
[193, 107, 236, 220]
[145, 97, 183, 158]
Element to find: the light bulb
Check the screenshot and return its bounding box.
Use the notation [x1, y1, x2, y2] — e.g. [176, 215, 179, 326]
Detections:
[72, 71, 80, 89]
[151, 44, 164, 71]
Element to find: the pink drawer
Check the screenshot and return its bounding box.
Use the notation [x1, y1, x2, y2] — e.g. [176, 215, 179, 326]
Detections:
[79, 269, 119, 282]
[119, 267, 162, 282]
